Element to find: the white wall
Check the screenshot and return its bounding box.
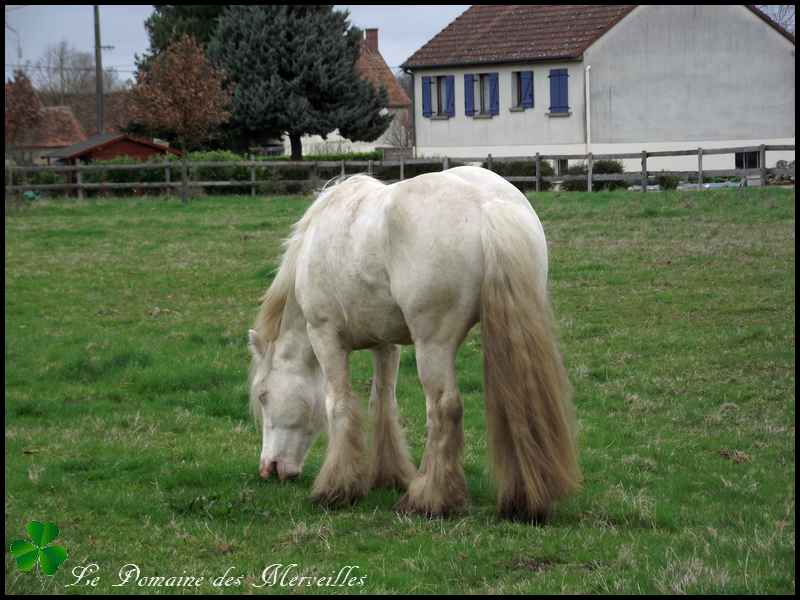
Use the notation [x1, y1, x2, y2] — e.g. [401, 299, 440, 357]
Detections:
[411, 6, 795, 169]
[282, 108, 409, 156]
[412, 62, 586, 153]
[584, 5, 795, 145]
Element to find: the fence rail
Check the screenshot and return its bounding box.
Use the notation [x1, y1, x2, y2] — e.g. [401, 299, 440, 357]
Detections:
[5, 144, 794, 199]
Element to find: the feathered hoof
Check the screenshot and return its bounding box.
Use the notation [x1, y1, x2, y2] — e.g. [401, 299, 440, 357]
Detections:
[497, 501, 552, 525]
[370, 467, 415, 491]
[394, 491, 466, 518]
[309, 483, 367, 509]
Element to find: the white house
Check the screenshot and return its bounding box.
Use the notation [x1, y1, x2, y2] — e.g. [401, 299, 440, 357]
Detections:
[401, 5, 795, 171]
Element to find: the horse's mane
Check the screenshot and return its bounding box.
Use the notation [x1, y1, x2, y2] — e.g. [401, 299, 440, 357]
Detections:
[253, 174, 383, 342]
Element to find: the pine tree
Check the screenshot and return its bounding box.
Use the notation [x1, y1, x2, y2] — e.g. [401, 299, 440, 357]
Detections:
[208, 6, 392, 160]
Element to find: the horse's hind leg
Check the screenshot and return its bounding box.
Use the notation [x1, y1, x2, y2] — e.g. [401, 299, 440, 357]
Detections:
[369, 345, 416, 490]
[307, 326, 368, 507]
[396, 342, 467, 516]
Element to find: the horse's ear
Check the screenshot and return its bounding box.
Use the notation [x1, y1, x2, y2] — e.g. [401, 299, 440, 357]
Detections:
[248, 329, 265, 359]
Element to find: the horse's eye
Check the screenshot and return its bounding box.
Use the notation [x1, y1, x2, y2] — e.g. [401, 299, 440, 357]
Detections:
[258, 391, 268, 405]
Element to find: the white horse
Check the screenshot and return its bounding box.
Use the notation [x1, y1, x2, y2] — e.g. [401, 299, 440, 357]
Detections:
[247, 166, 580, 521]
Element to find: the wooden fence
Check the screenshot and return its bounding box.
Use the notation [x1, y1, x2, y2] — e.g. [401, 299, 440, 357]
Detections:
[4, 144, 795, 200]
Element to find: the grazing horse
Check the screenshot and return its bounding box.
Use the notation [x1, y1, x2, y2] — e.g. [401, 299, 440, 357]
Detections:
[247, 166, 580, 521]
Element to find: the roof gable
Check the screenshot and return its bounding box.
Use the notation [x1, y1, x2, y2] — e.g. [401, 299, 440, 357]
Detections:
[356, 39, 411, 108]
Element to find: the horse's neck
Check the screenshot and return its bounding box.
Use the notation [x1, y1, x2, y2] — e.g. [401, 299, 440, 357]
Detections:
[274, 290, 316, 368]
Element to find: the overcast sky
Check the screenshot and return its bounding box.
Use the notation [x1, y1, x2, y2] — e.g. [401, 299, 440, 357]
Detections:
[4, 5, 470, 82]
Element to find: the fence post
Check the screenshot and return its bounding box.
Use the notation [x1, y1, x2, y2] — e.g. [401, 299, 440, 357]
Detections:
[180, 157, 188, 204]
[77, 167, 84, 201]
[6, 163, 13, 204]
[368, 159, 373, 176]
[487, 153, 493, 171]
[697, 148, 703, 190]
[443, 156, 449, 171]
[759, 144, 767, 185]
[400, 158, 405, 181]
[250, 155, 256, 197]
[165, 162, 171, 195]
[535, 153, 541, 193]
[340, 160, 345, 178]
[640, 150, 648, 193]
[587, 152, 593, 193]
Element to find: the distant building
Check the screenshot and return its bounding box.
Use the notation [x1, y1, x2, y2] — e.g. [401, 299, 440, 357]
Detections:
[13, 106, 86, 165]
[402, 5, 795, 170]
[45, 132, 180, 165]
[282, 28, 412, 157]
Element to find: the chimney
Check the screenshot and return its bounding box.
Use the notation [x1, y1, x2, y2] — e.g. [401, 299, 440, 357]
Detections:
[365, 28, 378, 52]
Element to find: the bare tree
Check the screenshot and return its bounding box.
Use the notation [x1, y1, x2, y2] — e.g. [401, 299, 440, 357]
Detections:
[5, 70, 43, 163]
[383, 109, 413, 150]
[757, 5, 795, 33]
[32, 41, 123, 103]
[128, 35, 231, 202]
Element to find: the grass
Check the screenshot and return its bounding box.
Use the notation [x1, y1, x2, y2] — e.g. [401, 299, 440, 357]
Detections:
[4, 188, 795, 594]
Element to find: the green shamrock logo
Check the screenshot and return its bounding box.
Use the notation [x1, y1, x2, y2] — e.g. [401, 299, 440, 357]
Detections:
[9, 521, 68, 576]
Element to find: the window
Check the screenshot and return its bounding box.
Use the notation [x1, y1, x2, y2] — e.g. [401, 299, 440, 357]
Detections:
[435, 76, 445, 115]
[735, 151, 760, 169]
[512, 71, 534, 109]
[556, 159, 568, 176]
[422, 75, 454, 118]
[465, 72, 499, 117]
[548, 68, 570, 115]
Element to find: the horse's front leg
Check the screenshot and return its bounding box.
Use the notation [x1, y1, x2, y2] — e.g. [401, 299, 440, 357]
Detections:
[396, 342, 467, 517]
[369, 345, 416, 490]
[307, 326, 368, 507]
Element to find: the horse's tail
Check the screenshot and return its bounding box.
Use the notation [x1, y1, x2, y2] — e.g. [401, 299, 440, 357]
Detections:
[480, 199, 581, 521]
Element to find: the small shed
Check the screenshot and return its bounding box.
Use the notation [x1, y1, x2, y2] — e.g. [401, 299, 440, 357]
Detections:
[45, 133, 181, 165]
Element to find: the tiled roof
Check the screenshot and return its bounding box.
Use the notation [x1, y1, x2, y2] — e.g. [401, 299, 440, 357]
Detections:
[17, 106, 86, 149]
[356, 40, 411, 108]
[402, 5, 794, 69]
[403, 5, 636, 68]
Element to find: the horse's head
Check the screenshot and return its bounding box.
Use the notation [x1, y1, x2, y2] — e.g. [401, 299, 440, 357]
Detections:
[247, 329, 325, 481]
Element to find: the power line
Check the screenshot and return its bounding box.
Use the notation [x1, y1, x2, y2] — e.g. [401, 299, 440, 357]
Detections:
[5, 63, 137, 74]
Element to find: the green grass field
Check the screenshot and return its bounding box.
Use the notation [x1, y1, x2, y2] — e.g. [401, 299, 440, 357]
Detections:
[5, 188, 795, 594]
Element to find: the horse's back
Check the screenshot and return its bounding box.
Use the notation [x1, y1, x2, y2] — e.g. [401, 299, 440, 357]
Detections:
[382, 169, 497, 344]
[295, 167, 545, 349]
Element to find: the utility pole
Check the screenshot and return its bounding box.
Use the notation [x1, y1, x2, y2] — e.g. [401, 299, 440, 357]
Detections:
[94, 5, 104, 135]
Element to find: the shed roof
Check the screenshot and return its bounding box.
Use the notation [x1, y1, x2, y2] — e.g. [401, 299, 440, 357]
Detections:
[402, 5, 794, 69]
[46, 133, 180, 160]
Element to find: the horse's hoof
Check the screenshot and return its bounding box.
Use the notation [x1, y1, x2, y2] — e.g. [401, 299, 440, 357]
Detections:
[310, 485, 366, 509]
[497, 503, 552, 525]
[393, 493, 464, 518]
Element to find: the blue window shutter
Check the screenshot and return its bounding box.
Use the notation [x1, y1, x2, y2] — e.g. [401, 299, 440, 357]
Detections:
[489, 72, 499, 115]
[464, 74, 474, 116]
[421, 76, 432, 118]
[521, 71, 534, 108]
[549, 69, 569, 113]
[445, 75, 455, 117]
